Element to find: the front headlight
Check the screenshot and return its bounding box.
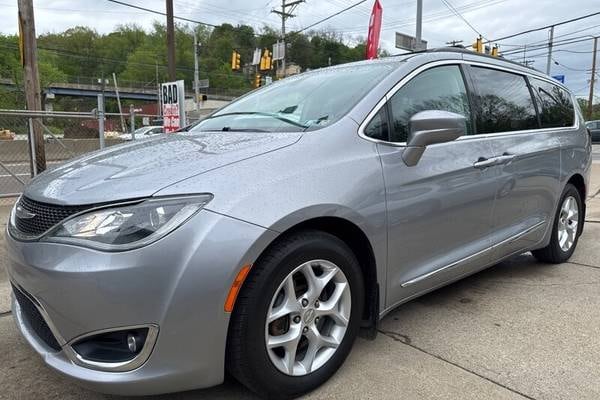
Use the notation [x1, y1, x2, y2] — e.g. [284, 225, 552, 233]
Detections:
[42, 194, 213, 251]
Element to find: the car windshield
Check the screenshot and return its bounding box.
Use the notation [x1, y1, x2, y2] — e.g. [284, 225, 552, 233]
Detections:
[190, 63, 395, 133]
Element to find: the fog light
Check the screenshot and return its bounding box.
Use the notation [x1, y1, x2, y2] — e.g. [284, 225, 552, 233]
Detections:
[71, 327, 149, 363]
[127, 333, 138, 353]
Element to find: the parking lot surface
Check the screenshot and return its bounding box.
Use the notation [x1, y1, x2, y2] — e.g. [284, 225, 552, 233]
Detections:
[0, 163, 599, 400]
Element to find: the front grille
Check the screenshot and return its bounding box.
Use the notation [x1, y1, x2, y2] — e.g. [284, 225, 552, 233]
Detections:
[14, 196, 89, 237]
[12, 284, 62, 351]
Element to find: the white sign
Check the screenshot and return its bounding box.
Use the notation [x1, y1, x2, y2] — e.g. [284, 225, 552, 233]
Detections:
[161, 80, 186, 133]
[273, 42, 285, 61]
[395, 32, 427, 51]
[197, 79, 210, 89]
[252, 48, 261, 66]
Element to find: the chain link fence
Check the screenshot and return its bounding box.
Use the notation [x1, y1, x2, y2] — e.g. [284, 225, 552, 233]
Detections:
[0, 109, 159, 206]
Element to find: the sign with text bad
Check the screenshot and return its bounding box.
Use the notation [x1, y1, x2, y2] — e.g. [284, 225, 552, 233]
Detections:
[161, 80, 186, 133]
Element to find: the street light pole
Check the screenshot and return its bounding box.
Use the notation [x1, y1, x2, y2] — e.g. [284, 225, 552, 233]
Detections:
[416, 0, 423, 50]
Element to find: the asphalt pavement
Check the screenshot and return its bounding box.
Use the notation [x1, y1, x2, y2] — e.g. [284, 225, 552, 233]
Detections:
[0, 167, 599, 400]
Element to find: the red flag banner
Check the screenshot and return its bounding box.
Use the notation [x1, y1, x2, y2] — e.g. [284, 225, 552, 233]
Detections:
[365, 0, 383, 60]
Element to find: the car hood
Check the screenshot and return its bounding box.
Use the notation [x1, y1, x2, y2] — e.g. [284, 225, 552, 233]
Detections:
[24, 131, 302, 205]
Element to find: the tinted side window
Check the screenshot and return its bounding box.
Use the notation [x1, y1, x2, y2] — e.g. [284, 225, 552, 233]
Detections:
[529, 78, 574, 128]
[388, 65, 471, 143]
[364, 106, 389, 141]
[470, 67, 538, 134]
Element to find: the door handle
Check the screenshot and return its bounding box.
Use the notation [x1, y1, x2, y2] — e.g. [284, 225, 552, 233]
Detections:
[495, 153, 516, 165]
[473, 154, 517, 169]
[473, 157, 498, 169]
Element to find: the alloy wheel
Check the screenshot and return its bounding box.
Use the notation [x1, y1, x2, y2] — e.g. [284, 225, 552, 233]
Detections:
[265, 259, 351, 376]
[557, 195, 579, 252]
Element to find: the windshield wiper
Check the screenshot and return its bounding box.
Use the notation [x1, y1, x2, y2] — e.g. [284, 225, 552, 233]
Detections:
[205, 112, 308, 129]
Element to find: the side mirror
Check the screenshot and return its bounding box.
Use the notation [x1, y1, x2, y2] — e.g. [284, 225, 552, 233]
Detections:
[402, 110, 466, 166]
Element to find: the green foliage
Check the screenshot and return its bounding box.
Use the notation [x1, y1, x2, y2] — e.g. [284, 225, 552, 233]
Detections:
[1, 22, 378, 98]
[577, 98, 600, 121]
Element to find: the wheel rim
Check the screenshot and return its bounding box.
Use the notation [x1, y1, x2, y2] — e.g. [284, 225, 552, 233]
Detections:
[265, 259, 351, 376]
[557, 195, 579, 252]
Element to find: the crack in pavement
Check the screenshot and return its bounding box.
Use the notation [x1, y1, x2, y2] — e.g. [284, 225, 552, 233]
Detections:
[378, 329, 537, 400]
[0, 311, 12, 318]
[568, 261, 600, 270]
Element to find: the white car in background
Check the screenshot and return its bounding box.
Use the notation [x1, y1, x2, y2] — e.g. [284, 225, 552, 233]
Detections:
[119, 126, 164, 141]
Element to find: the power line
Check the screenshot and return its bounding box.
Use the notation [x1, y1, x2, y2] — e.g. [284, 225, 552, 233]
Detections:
[105, 0, 217, 27]
[501, 22, 600, 48]
[0, 42, 242, 79]
[502, 35, 598, 56]
[490, 10, 600, 44]
[551, 57, 591, 72]
[293, 0, 369, 34]
[328, 0, 505, 35]
[439, 0, 486, 40]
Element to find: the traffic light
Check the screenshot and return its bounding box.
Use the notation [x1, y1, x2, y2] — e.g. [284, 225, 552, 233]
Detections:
[491, 45, 499, 57]
[254, 74, 261, 88]
[472, 36, 483, 53]
[260, 49, 272, 71]
[231, 50, 241, 71]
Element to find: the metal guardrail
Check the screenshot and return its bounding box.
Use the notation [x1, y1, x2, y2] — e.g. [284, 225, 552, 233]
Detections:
[0, 109, 95, 118]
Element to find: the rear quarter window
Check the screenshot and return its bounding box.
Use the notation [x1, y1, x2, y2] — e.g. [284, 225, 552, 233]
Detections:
[529, 77, 575, 128]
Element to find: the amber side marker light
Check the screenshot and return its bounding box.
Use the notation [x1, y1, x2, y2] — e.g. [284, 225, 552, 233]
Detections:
[224, 264, 252, 312]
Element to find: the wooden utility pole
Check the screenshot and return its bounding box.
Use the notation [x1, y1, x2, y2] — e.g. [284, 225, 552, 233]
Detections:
[166, 0, 176, 81]
[588, 37, 598, 120]
[272, 0, 304, 77]
[18, 0, 46, 173]
[545, 26, 554, 75]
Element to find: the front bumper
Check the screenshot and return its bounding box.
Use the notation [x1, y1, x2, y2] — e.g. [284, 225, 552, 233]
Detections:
[6, 209, 277, 395]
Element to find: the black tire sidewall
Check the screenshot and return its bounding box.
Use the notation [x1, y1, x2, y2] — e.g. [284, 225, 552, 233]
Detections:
[550, 184, 583, 261]
[234, 232, 364, 398]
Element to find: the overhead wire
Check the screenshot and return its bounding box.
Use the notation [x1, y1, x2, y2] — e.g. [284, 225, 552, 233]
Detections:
[439, 0, 487, 40]
[106, 0, 217, 27]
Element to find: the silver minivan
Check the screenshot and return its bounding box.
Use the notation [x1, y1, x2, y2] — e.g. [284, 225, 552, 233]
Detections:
[6, 48, 592, 399]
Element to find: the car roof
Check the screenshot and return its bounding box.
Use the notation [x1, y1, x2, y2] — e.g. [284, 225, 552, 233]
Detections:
[309, 46, 570, 93]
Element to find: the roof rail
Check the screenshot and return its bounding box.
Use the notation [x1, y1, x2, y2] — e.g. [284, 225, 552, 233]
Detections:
[391, 46, 543, 74]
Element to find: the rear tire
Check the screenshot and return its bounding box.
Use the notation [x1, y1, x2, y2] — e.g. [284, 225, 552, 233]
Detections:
[532, 183, 583, 264]
[226, 230, 364, 399]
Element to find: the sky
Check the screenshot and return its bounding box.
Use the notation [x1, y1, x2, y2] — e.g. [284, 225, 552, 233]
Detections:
[1, 0, 599, 97]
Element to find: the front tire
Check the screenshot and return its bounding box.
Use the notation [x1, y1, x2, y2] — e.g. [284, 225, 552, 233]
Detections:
[532, 183, 583, 264]
[226, 230, 364, 399]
